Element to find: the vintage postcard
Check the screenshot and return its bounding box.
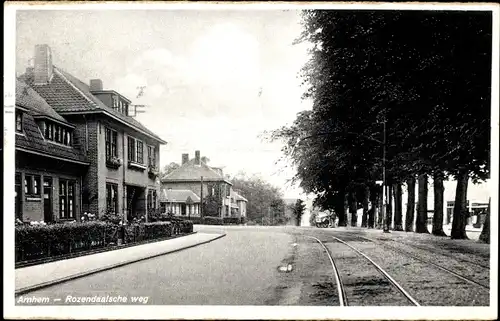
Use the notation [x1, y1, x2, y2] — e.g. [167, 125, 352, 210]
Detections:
[3, 1, 499, 320]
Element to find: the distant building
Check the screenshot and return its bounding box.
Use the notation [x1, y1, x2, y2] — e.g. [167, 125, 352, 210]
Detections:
[232, 189, 248, 221]
[400, 178, 490, 228]
[160, 151, 247, 220]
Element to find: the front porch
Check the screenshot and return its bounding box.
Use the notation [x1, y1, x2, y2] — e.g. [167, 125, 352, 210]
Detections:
[124, 184, 147, 222]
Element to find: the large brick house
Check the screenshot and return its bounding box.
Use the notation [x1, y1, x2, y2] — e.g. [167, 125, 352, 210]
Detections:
[15, 79, 89, 223]
[17, 44, 166, 223]
[160, 151, 243, 218]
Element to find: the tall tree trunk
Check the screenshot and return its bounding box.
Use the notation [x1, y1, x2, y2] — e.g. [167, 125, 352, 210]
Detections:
[416, 174, 430, 233]
[344, 192, 349, 226]
[405, 177, 416, 232]
[432, 171, 447, 236]
[368, 186, 377, 228]
[361, 186, 369, 227]
[349, 191, 357, 227]
[377, 186, 384, 229]
[384, 184, 394, 231]
[451, 170, 469, 239]
[479, 197, 490, 244]
[393, 183, 403, 231]
[336, 188, 347, 227]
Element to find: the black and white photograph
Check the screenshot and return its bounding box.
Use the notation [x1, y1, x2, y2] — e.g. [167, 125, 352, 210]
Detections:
[3, 2, 499, 320]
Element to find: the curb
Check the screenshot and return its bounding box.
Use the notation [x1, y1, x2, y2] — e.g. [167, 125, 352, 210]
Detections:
[15, 232, 198, 269]
[15, 233, 226, 296]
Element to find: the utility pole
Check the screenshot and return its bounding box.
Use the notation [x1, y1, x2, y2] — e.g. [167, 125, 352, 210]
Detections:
[382, 116, 390, 233]
[200, 176, 204, 218]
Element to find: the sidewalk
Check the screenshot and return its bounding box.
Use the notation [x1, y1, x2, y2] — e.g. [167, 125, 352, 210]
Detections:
[15, 232, 225, 295]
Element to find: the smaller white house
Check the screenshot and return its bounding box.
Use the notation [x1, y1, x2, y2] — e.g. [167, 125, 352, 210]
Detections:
[159, 189, 201, 217]
[234, 192, 248, 219]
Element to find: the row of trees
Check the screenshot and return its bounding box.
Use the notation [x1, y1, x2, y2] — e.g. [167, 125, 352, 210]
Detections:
[269, 10, 492, 241]
[230, 173, 291, 225]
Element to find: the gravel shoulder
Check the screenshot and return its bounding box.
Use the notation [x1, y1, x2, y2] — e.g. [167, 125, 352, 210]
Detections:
[281, 226, 490, 306]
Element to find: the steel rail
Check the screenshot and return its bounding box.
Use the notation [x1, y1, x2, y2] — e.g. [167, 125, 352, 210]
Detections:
[330, 235, 421, 306]
[359, 236, 490, 290]
[384, 238, 490, 270]
[305, 235, 348, 306]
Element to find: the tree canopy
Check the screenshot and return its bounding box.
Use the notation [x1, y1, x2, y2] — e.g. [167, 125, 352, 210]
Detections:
[269, 10, 492, 238]
[230, 173, 290, 225]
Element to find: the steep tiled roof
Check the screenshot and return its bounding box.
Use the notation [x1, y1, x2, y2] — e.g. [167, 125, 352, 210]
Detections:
[16, 80, 67, 123]
[160, 189, 201, 203]
[162, 159, 231, 183]
[15, 80, 88, 164]
[20, 67, 166, 144]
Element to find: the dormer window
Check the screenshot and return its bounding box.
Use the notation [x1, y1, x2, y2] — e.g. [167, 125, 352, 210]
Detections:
[15, 111, 23, 133]
[42, 120, 73, 146]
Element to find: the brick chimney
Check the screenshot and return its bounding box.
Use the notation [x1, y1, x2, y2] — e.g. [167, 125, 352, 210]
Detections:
[34, 44, 53, 85]
[89, 79, 103, 92]
[182, 153, 189, 165]
[195, 150, 201, 165]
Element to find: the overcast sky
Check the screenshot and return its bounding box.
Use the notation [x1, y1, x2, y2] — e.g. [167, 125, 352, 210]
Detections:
[16, 9, 313, 199]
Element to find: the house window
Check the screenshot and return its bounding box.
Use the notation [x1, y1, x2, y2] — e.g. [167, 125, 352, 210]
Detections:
[124, 103, 129, 116]
[24, 175, 41, 196]
[43, 122, 72, 146]
[59, 180, 76, 219]
[137, 141, 144, 164]
[148, 145, 156, 167]
[106, 183, 118, 215]
[65, 131, 72, 145]
[105, 128, 118, 160]
[15, 112, 23, 132]
[147, 189, 157, 211]
[54, 125, 60, 142]
[112, 95, 119, 110]
[147, 190, 153, 211]
[45, 123, 52, 140]
[127, 137, 136, 162]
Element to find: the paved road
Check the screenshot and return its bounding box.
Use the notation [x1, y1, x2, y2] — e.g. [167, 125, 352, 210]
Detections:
[17, 225, 490, 306]
[19, 226, 294, 305]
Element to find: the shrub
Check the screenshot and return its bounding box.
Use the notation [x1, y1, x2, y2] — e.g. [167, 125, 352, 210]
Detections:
[100, 212, 123, 225]
[184, 216, 202, 224]
[81, 212, 98, 222]
[179, 220, 194, 233]
[15, 221, 109, 262]
[202, 216, 224, 225]
[143, 221, 172, 239]
[223, 217, 241, 225]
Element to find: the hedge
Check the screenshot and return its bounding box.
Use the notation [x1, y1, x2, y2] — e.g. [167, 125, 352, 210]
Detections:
[187, 216, 203, 224]
[15, 221, 109, 262]
[203, 216, 224, 225]
[15, 220, 193, 264]
[223, 217, 242, 225]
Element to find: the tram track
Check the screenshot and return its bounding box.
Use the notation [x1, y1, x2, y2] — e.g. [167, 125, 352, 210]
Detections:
[357, 235, 490, 290]
[305, 235, 420, 306]
[382, 238, 490, 270]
